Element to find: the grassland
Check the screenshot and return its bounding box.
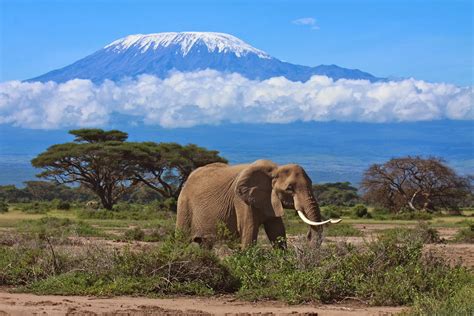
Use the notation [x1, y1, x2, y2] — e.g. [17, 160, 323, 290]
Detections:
[0, 202, 473, 315]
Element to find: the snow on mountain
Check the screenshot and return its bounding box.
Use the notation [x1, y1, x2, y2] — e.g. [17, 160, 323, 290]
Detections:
[28, 32, 382, 83]
[104, 32, 271, 58]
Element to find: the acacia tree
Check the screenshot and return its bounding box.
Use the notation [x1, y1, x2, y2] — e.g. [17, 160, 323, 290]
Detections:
[31, 129, 138, 210]
[129, 142, 227, 199]
[312, 182, 360, 206]
[361, 156, 471, 213]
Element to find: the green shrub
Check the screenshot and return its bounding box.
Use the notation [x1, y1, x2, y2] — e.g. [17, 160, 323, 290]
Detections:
[370, 207, 390, 219]
[77, 208, 158, 220]
[0, 201, 8, 213]
[380, 221, 441, 244]
[370, 207, 432, 221]
[123, 227, 145, 241]
[55, 200, 71, 210]
[321, 205, 342, 219]
[225, 235, 470, 305]
[19, 202, 52, 214]
[406, 283, 474, 315]
[352, 204, 370, 218]
[144, 227, 169, 242]
[150, 198, 178, 212]
[17, 217, 102, 240]
[452, 224, 474, 243]
[0, 235, 239, 296]
[391, 212, 432, 221]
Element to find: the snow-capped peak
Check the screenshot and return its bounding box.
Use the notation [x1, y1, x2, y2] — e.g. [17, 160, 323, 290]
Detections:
[104, 32, 272, 59]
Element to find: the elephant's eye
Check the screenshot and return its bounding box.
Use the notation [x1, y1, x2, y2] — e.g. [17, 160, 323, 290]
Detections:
[285, 184, 294, 193]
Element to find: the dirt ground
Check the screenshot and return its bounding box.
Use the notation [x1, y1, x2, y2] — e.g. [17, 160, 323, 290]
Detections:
[0, 292, 406, 316]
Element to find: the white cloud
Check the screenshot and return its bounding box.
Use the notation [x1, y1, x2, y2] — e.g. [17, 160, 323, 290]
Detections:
[0, 70, 472, 129]
[292, 17, 320, 30]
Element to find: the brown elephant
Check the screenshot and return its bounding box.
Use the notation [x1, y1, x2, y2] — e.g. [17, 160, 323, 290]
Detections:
[176, 159, 341, 248]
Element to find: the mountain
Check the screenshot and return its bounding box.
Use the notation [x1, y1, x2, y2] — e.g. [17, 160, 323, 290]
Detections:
[29, 32, 382, 83]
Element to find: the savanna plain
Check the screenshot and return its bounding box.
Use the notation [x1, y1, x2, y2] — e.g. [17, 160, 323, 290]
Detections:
[0, 200, 472, 315]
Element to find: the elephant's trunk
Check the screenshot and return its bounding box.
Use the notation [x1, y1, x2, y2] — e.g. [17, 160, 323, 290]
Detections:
[294, 188, 341, 245]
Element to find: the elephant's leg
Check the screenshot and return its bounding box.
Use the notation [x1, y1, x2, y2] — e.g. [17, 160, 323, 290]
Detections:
[240, 223, 259, 249]
[263, 217, 287, 249]
[236, 204, 260, 248]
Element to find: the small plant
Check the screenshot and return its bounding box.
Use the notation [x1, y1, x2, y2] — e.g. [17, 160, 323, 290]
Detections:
[380, 221, 441, 244]
[163, 198, 177, 212]
[352, 204, 370, 218]
[151, 198, 178, 212]
[0, 235, 239, 296]
[17, 217, 102, 240]
[391, 211, 432, 221]
[56, 201, 71, 210]
[321, 205, 341, 219]
[452, 224, 474, 243]
[19, 202, 52, 214]
[144, 227, 168, 242]
[0, 201, 8, 213]
[216, 221, 239, 249]
[77, 207, 159, 220]
[123, 227, 145, 241]
[370, 207, 390, 219]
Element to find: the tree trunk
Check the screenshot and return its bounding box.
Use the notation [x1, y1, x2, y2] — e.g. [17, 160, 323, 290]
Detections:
[407, 190, 420, 212]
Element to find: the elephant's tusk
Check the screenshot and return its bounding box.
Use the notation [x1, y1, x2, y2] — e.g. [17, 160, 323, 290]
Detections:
[297, 211, 342, 226]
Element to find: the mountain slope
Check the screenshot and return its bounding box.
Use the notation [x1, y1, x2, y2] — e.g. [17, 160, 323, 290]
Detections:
[29, 32, 382, 83]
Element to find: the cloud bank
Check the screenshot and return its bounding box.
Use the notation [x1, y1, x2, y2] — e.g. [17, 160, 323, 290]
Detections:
[0, 70, 472, 129]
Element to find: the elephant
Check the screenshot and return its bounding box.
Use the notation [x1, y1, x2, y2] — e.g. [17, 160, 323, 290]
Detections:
[176, 159, 341, 248]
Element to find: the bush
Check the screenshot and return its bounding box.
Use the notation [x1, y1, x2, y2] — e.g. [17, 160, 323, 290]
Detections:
[123, 227, 145, 241]
[0, 235, 239, 296]
[321, 205, 341, 219]
[452, 224, 474, 243]
[370, 208, 432, 221]
[352, 204, 370, 218]
[391, 212, 432, 221]
[380, 221, 441, 244]
[151, 198, 178, 212]
[0, 201, 8, 213]
[370, 207, 390, 219]
[55, 200, 71, 210]
[406, 283, 474, 315]
[17, 217, 102, 240]
[19, 202, 52, 214]
[227, 235, 470, 305]
[325, 223, 362, 237]
[77, 207, 159, 220]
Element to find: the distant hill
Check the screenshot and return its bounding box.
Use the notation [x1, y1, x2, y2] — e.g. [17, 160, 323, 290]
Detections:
[1, 121, 472, 186]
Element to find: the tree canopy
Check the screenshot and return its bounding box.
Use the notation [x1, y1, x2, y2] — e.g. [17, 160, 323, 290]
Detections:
[312, 182, 360, 206]
[361, 156, 471, 213]
[32, 130, 137, 209]
[128, 142, 228, 199]
[31, 129, 227, 209]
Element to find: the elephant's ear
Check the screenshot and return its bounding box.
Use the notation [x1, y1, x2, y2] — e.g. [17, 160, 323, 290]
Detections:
[235, 160, 284, 218]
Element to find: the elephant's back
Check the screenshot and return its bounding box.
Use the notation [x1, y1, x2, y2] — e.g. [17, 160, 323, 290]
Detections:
[184, 163, 247, 191]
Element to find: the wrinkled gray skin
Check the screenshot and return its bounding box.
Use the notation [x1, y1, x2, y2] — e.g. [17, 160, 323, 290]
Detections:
[176, 160, 324, 249]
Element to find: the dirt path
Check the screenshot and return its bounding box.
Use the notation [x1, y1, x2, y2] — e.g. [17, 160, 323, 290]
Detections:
[0, 292, 406, 315]
[351, 224, 460, 240]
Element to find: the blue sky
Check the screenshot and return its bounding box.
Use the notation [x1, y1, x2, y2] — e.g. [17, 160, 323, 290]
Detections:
[0, 0, 472, 85]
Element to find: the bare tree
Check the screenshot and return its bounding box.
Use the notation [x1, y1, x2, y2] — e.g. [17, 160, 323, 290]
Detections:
[361, 156, 471, 213]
